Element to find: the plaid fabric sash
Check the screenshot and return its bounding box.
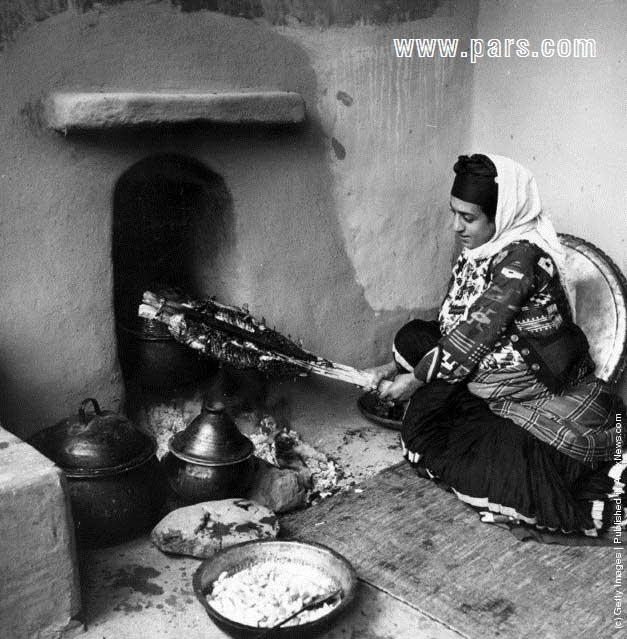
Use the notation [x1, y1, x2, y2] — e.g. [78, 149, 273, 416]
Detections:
[468, 368, 621, 463]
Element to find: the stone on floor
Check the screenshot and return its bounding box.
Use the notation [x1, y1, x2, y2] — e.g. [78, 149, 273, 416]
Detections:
[151, 498, 279, 559]
[246, 457, 309, 513]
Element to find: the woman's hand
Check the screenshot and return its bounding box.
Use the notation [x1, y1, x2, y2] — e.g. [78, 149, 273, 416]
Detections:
[361, 361, 397, 391]
[378, 373, 424, 402]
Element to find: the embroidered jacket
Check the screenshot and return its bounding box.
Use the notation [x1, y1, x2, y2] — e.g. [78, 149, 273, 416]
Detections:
[414, 240, 595, 393]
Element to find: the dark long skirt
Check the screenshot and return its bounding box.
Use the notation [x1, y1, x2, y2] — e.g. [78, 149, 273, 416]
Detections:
[398, 321, 626, 537]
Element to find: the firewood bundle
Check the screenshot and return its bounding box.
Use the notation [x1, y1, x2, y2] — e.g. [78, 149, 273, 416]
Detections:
[138, 291, 373, 387]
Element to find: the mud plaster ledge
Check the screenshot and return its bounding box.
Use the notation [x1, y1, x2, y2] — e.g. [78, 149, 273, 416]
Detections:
[44, 91, 306, 130]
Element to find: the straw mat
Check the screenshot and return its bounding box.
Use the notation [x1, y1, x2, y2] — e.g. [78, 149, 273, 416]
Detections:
[281, 463, 619, 639]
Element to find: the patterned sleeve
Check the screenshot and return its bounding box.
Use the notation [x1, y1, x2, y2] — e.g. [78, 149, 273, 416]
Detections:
[414, 243, 541, 383]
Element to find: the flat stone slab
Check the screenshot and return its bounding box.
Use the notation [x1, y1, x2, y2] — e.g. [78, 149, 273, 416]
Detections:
[44, 91, 305, 130]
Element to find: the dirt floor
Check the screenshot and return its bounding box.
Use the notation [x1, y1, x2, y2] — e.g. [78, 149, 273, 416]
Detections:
[75, 376, 464, 639]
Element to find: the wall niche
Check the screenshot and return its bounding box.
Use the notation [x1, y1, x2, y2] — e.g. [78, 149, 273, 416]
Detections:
[112, 153, 233, 390]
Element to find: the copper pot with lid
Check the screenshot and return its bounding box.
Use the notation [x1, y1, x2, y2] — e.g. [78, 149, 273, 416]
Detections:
[162, 401, 255, 504]
[29, 398, 164, 547]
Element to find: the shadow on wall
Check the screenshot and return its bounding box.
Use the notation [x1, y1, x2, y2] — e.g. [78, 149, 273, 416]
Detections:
[171, 0, 440, 26]
[0, 0, 440, 49]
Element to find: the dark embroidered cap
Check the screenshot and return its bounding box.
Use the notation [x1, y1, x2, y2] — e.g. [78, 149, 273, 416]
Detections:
[451, 154, 498, 220]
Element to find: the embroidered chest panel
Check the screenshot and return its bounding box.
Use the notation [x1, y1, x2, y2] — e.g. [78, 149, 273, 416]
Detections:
[439, 253, 492, 335]
[439, 250, 556, 371]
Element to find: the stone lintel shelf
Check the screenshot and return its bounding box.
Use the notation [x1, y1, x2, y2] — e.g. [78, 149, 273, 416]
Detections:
[44, 91, 305, 131]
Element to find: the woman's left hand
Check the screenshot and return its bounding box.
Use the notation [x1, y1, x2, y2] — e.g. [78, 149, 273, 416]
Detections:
[378, 373, 424, 402]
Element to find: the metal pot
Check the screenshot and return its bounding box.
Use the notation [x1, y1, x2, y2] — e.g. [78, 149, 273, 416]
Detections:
[117, 317, 216, 390]
[29, 398, 165, 548]
[162, 401, 255, 504]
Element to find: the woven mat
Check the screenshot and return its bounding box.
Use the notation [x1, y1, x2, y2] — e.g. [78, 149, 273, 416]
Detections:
[281, 463, 619, 639]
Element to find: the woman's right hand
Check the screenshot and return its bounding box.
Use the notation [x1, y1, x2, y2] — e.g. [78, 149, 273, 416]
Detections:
[361, 361, 397, 391]
[378, 374, 423, 402]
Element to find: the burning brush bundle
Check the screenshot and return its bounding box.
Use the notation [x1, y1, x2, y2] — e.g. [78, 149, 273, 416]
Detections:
[138, 291, 372, 387]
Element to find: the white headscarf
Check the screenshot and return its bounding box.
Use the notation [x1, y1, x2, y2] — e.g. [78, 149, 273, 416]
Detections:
[464, 154, 572, 306]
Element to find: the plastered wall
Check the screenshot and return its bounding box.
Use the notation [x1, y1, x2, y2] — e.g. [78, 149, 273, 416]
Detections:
[0, 1, 478, 437]
[470, 0, 627, 400]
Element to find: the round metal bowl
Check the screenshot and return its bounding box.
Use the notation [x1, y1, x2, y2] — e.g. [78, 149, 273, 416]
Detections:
[193, 539, 357, 638]
[357, 392, 404, 430]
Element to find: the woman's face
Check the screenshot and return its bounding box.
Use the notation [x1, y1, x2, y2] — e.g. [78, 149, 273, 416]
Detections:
[450, 196, 496, 249]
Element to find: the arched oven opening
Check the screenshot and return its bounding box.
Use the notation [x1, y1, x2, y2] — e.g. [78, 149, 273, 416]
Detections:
[112, 153, 231, 392]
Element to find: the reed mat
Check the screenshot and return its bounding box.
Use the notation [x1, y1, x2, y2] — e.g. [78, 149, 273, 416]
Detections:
[280, 463, 620, 639]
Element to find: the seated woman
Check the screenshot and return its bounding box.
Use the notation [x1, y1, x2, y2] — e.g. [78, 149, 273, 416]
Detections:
[364, 154, 626, 539]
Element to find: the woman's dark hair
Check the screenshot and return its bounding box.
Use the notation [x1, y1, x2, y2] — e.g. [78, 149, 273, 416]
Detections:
[451, 154, 498, 221]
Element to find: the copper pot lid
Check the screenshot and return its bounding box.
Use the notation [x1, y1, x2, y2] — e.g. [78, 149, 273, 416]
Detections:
[28, 398, 156, 478]
[168, 401, 254, 466]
